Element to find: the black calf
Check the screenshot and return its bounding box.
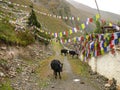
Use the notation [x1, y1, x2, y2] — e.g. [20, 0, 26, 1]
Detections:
[61, 49, 68, 56]
[69, 50, 79, 58]
[51, 59, 63, 79]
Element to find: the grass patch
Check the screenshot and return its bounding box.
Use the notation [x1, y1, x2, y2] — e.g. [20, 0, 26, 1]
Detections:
[36, 56, 55, 88]
[68, 57, 90, 77]
[36, 56, 55, 79]
[37, 14, 69, 32]
[0, 20, 35, 46]
[0, 59, 7, 66]
[0, 79, 13, 90]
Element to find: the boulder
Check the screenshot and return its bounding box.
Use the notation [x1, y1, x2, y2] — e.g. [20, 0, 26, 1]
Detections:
[0, 72, 5, 77]
[1, 46, 7, 50]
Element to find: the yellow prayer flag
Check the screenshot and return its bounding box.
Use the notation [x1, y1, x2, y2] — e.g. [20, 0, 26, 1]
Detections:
[52, 33, 54, 36]
[109, 23, 112, 26]
[69, 29, 73, 34]
[104, 33, 108, 39]
[81, 23, 85, 30]
[101, 48, 104, 55]
[104, 42, 107, 47]
[86, 35, 89, 40]
[96, 14, 100, 20]
[74, 37, 76, 42]
[59, 32, 63, 38]
[65, 39, 67, 43]
[94, 42, 97, 50]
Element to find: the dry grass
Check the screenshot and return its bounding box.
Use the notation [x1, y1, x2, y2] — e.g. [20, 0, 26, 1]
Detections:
[68, 57, 90, 77]
[37, 56, 54, 79]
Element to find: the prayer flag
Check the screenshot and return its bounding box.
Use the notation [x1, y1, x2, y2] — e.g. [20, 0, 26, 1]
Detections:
[69, 29, 73, 34]
[81, 23, 85, 30]
[77, 17, 80, 21]
[59, 32, 62, 38]
[54, 33, 58, 38]
[66, 31, 68, 36]
[68, 39, 71, 43]
[89, 18, 93, 22]
[74, 28, 77, 32]
[90, 41, 94, 51]
[109, 23, 112, 26]
[101, 47, 104, 55]
[94, 50, 97, 57]
[96, 14, 100, 20]
[74, 37, 76, 42]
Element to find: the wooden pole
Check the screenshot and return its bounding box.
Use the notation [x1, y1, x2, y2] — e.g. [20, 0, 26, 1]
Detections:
[95, 0, 101, 18]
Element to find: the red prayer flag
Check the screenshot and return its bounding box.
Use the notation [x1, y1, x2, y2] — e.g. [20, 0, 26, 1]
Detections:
[89, 18, 93, 22]
[66, 31, 68, 36]
[111, 33, 114, 40]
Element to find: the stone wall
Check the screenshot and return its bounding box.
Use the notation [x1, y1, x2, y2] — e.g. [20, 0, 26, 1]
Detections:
[88, 51, 120, 86]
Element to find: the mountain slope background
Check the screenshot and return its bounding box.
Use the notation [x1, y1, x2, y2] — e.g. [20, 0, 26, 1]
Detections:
[66, 0, 120, 23]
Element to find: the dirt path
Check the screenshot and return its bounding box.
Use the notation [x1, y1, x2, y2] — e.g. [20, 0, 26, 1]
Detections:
[41, 42, 102, 90]
[43, 55, 100, 90]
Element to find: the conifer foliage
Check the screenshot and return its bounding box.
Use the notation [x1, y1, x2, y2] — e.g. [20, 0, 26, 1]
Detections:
[28, 6, 41, 28]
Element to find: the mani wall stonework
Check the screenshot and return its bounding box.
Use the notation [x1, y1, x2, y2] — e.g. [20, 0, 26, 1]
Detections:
[88, 51, 120, 86]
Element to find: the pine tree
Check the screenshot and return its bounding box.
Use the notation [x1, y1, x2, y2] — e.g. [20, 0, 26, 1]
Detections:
[28, 6, 41, 28]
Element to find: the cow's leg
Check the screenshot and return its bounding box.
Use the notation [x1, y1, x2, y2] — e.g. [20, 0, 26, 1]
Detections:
[65, 53, 66, 56]
[72, 54, 74, 58]
[54, 71, 57, 79]
[77, 54, 79, 58]
[58, 72, 61, 79]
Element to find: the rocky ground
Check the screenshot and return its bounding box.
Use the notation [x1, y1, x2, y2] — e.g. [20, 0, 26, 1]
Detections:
[0, 41, 54, 90]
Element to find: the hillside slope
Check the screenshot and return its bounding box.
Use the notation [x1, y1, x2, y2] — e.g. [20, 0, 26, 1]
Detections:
[9, 0, 69, 33]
